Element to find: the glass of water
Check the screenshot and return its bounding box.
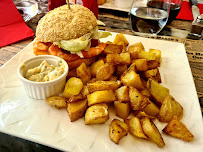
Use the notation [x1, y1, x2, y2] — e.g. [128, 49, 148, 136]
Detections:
[129, 0, 171, 36]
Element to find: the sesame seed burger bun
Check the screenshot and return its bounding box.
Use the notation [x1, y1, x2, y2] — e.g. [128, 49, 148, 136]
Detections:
[36, 4, 97, 42]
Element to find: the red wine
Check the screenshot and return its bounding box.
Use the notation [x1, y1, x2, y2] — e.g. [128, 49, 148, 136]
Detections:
[130, 7, 168, 35]
[147, 1, 181, 24]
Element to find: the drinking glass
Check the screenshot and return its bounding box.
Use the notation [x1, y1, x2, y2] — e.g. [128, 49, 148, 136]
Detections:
[167, 0, 182, 24]
[129, 0, 171, 36]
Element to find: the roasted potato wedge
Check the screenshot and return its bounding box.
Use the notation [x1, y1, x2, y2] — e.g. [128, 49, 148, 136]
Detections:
[162, 116, 194, 142]
[127, 42, 145, 59]
[116, 65, 128, 77]
[135, 111, 156, 120]
[129, 86, 149, 111]
[113, 33, 129, 47]
[68, 94, 86, 103]
[128, 63, 138, 73]
[140, 88, 152, 100]
[108, 75, 118, 81]
[76, 62, 91, 84]
[104, 44, 123, 54]
[132, 59, 148, 71]
[121, 70, 145, 90]
[149, 49, 161, 63]
[158, 95, 183, 122]
[147, 60, 160, 69]
[81, 85, 90, 96]
[114, 101, 130, 119]
[46, 96, 67, 109]
[141, 68, 161, 83]
[87, 90, 116, 106]
[62, 77, 83, 99]
[126, 117, 148, 139]
[115, 86, 130, 102]
[141, 117, 165, 147]
[109, 119, 128, 144]
[90, 59, 105, 77]
[85, 103, 109, 125]
[143, 99, 160, 117]
[137, 51, 156, 61]
[106, 52, 131, 65]
[96, 63, 115, 80]
[147, 78, 169, 105]
[87, 80, 121, 93]
[67, 99, 88, 122]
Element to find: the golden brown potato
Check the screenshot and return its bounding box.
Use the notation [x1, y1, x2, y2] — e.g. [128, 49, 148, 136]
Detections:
[67, 99, 88, 122]
[126, 117, 148, 139]
[81, 85, 90, 96]
[113, 33, 129, 47]
[147, 78, 169, 105]
[87, 80, 121, 93]
[149, 49, 161, 63]
[128, 63, 138, 73]
[68, 94, 86, 103]
[148, 60, 160, 69]
[129, 86, 149, 111]
[133, 59, 148, 71]
[76, 62, 91, 84]
[135, 111, 156, 120]
[106, 53, 131, 65]
[90, 60, 105, 77]
[62, 77, 83, 99]
[137, 51, 156, 61]
[121, 70, 145, 90]
[68, 57, 96, 70]
[104, 44, 123, 54]
[85, 103, 109, 125]
[116, 65, 128, 77]
[141, 68, 161, 83]
[115, 86, 130, 102]
[114, 101, 130, 119]
[140, 88, 152, 100]
[141, 117, 165, 147]
[96, 63, 115, 80]
[109, 119, 128, 144]
[87, 90, 116, 106]
[46, 96, 67, 109]
[162, 116, 194, 142]
[143, 99, 160, 117]
[108, 75, 118, 81]
[158, 95, 183, 122]
[127, 42, 145, 59]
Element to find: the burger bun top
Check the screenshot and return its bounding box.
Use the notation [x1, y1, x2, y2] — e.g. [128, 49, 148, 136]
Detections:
[36, 5, 97, 42]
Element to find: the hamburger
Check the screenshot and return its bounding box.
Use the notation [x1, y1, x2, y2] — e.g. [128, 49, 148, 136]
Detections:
[33, 4, 110, 69]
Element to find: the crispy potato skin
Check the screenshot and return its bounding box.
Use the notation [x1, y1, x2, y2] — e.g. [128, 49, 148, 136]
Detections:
[46, 96, 67, 109]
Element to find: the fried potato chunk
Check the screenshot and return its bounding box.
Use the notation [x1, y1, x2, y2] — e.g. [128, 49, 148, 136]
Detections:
[143, 99, 160, 117]
[158, 95, 183, 122]
[62, 77, 83, 99]
[46, 96, 67, 109]
[126, 117, 148, 139]
[87, 90, 116, 106]
[104, 44, 123, 54]
[147, 78, 169, 105]
[129, 86, 149, 111]
[96, 63, 115, 81]
[141, 117, 165, 147]
[162, 116, 194, 142]
[127, 42, 145, 59]
[109, 119, 128, 144]
[115, 86, 130, 102]
[137, 51, 156, 61]
[67, 99, 88, 122]
[121, 71, 145, 90]
[90, 59, 105, 77]
[85, 103, 109, 125]
[132, 59, 148, 71]
[76, 62, 91, 84]
[149, 49, 161, 63]
[114, 101, 130, 119]
[87, 80, 121, 93]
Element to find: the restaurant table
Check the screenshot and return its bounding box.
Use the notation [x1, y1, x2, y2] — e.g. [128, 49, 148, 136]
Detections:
[0, 6, 203, 152]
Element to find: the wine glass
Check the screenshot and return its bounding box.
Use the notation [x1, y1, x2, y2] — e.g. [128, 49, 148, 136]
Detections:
[129, 0, 171, 36]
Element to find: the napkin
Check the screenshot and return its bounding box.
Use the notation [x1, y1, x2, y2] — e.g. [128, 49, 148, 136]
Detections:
[176, 1, 194, 20]
[0, 0, 34, 48]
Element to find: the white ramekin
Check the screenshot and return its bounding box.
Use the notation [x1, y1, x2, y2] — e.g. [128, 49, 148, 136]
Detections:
[17, 55, 69, 100]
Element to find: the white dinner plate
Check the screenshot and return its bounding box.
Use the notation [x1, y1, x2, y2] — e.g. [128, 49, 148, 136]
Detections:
[0, 32, 203, 152]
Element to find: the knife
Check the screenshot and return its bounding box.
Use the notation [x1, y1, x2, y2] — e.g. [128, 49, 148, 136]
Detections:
[191, 0, 200, 20]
